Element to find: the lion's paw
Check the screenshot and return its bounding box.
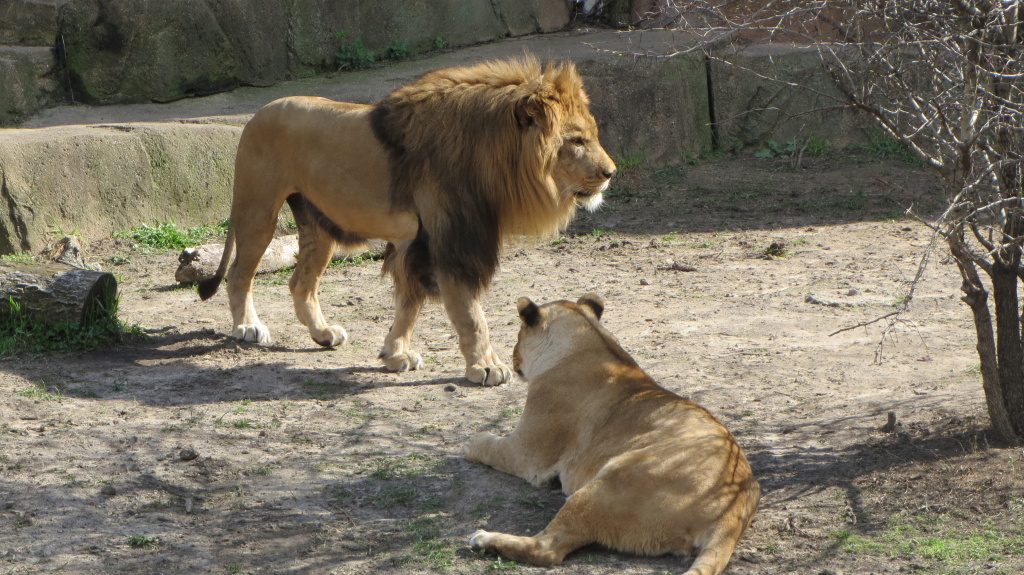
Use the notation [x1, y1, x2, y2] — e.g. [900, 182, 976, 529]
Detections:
[311, 325, 348, 348]
[380, 350, 423, 373]
[466, 363, 513, 387]
[232, 323, 270, 344]
[468, 529, 495, 551]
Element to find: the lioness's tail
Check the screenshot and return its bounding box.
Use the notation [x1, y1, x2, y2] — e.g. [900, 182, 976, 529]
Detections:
[683, 480, 761, 575]
[197, 225, 234, 301]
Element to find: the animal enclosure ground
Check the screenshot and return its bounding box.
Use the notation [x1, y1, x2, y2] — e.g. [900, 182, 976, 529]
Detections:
[2, 154, 1023, 575]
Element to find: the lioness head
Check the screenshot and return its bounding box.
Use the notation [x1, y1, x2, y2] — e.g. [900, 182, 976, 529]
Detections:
[512, 293, 608, 380]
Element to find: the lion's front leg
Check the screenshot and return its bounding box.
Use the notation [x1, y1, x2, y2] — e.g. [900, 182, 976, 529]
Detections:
[465, 432, 557, 487]
[438, 277, 512, 386]
[379, 294, 424, 373]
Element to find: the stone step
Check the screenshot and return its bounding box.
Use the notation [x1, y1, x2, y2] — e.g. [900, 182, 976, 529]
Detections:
[0, 45, 62, 125]
[0, 0, 69, 46]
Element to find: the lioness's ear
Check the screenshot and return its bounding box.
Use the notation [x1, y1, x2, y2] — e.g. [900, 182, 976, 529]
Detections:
[515, 94, 546, 129]
[577, 293, 604, 320]
[517, 297, 541, 327]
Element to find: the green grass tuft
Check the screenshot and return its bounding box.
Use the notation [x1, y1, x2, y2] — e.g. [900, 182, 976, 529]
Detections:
[0, 294, 145, 358]
[116, 220, 228, 250]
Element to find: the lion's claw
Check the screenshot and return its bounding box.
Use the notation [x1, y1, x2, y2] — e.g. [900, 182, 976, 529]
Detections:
[311, 325, 348, 347]
[232, 323, 270, 344]
[466, 363, 513, 386]
[381, 350, 423, 372]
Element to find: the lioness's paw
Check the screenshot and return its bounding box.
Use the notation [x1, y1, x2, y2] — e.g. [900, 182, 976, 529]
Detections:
[311, 325, 348, 347]
[463, 432, 496, 461]
[466, 363, 513, 386]
[232, 323, 270, 344]
[380, 350, 423, 373]
[468, 529, 495, 551]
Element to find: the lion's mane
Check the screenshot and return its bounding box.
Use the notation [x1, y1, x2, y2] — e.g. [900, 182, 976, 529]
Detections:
[371, 57, 590, 293]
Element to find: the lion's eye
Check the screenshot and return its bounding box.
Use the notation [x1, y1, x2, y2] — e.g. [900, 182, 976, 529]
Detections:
[568, 136, 586, 146]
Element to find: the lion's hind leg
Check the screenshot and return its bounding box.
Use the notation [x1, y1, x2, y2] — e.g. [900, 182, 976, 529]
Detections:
[287, 193, 362, 347]
[469, 485, 599, 566]
[225, 208, 276, 344]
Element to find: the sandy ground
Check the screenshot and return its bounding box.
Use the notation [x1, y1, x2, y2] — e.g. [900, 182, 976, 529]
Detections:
[2, 155, 1022, 575]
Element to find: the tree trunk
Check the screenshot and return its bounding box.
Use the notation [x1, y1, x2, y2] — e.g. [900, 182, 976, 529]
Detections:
[947, 233, 1020, 443]
[0, 261, 118, 326]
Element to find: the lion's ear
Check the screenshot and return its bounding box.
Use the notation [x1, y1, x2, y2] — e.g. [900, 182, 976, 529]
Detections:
[577, 293, 604, 320]
[515, 94, 547, 129]
[517, 297, 541, 327]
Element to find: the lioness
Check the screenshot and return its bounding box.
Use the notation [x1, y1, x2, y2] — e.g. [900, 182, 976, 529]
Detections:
[465, 294, 760, 575]
[198, 57, 615, 386]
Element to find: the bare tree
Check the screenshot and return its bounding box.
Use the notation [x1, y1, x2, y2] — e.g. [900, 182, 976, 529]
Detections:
[635, 1, 1024, 443]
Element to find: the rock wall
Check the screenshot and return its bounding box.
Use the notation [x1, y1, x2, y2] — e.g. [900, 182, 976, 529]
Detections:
[0, 122, 241, 254]
[0, 31, 879, 255]
[0, 0, 570, 120]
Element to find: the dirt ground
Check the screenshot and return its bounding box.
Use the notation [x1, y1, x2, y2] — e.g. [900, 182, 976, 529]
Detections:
[2, 154, 1023, 575]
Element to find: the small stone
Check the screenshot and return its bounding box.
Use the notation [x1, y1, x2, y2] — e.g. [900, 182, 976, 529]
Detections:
[639, 278, 650, 285]
[179, 447, 199, 461]
[443, 384, 457, 392]
[847, 287, 860, 296]
[100, 485, 116, 497]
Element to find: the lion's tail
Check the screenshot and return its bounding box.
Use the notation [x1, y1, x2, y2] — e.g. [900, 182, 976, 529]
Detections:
[683, 480, 761, 575]
[197, 224, 234, 301]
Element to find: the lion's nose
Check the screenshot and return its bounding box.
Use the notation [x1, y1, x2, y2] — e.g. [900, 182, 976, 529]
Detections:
[603, 168, 616, 179]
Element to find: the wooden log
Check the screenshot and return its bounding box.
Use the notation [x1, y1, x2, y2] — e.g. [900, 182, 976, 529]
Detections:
[174, 235, 303, 284]
[0, 261, 118, 326]
[174, 235, 364, 283]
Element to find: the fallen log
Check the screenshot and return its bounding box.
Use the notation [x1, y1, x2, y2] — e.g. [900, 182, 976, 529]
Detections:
[0, 261, 118, 326]
[174, 235, 366, 283]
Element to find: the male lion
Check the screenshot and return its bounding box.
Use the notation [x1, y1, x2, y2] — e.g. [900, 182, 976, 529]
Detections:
[465, 294, 761, 575]
[198, 58, 616, 385]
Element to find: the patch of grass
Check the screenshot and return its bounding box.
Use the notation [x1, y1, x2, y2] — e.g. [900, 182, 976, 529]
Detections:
[863, 128, 924, 165]
[830, 517, 1024, 567]
[1, 291, 144, 358]
[224, 564, 244, 574]
[255, 266, 293, 286]
[0, 252, 34, 263]
[807, 135, 830, 155]
[368, 453, 435, 480]
[335, 31, 375, 70]
[125, 535, 159, 550]
[614, 152, 645, 172]
[17, 381, 63, 401]
[369, 486, 419, 508]
[115, 220, 227, 250]
[763, 242, 788, 258]
[486, 556, 518, 571]
[386, 40, 409, 60]
[792, 189, 872, 214]
[327, 249, 385, 269]
[433, 36, 448, 51]
[755, 138, 800, 159]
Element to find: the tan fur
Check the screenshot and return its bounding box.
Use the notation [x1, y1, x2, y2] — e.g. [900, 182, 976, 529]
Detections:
[198, 58, 615, 385]
[465, 295, 760, 574]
